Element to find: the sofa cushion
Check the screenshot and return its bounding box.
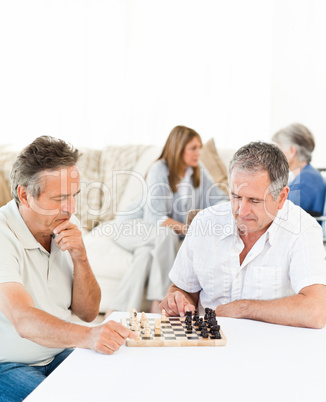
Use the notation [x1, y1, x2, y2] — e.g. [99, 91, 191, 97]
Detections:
[84, 220, 132, 279]
[117, 145, 162, 213]
[200, 138, 229, 194]
[98, 144, 151, 224]
[75, 147, 102, 231]
[0, 172, 11, 207]
[0, 146, 19, 204]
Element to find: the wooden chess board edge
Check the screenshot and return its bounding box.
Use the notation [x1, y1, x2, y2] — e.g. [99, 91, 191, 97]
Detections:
[121, 317, 227, 347]
[125, 330, 227, 347]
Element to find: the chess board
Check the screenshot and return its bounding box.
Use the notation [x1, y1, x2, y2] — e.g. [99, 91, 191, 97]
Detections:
[121, 316, 227, 347]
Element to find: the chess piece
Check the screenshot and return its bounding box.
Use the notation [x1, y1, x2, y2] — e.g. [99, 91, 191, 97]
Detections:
[192, 309, 199, 322]
[185, 311, 192, 326]
[154, 318, 161, 336]
[161, 309, 168, 324]
[129, 309, 134, 326]
[198, 318, 205, 331]
[131, 320, 139, 332]
[140, 312, 147, 328]
[186, 322, 193, 333]
[201, 328, 209, 338]
[143, 321, 151, 339]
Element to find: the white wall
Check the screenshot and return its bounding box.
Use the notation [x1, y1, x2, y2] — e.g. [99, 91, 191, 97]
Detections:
[0, 1, 325, 166]
[271, 0, 326, 167]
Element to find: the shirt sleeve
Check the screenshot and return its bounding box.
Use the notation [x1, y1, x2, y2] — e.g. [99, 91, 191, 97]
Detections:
[143, 162, 173, 226]
[169, 216, 202, 293]
[0, 229, 24, 285]
[289, 223, 326, 293]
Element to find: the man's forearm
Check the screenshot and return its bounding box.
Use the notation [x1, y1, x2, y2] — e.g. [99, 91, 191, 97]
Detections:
[71, 257, 101, 322]
[15, 307, 91, 349]
[216, 285, 326, 329]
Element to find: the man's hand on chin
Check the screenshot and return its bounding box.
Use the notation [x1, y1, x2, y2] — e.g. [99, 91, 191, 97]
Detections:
[53, 219, 87, 261]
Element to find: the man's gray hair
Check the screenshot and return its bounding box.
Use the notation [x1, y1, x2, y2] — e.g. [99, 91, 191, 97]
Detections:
[272, 123, 315, 163]
[229, 141, 289, 200]
[11, 136, 79, 204]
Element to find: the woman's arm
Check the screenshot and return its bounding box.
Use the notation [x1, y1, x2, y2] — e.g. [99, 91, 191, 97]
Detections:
[143, 161, 173, 226]
[161, 217, 187, 235]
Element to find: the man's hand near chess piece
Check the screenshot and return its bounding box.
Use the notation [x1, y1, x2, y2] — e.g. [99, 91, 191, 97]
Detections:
[87, 321, 137, 355]
[159, 285, 198, 317]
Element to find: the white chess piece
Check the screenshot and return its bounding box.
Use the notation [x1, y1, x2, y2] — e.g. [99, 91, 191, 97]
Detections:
[140, 312, 147, 328]
[144, 321, 151, 338]
[161, 309, 168, 323]
[154, 318, 161, 336]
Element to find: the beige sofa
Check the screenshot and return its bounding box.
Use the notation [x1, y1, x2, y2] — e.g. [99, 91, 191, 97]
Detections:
[0, 140, 234, 312]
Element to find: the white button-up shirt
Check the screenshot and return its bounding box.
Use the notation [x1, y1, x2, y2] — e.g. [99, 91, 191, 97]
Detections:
[169, 200, 326, 315]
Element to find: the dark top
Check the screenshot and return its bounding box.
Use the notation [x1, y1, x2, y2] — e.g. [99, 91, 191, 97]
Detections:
[288, 163, 326, 216]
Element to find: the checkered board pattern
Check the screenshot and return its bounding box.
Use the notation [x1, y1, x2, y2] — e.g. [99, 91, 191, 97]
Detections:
[121, 317, 227, 347]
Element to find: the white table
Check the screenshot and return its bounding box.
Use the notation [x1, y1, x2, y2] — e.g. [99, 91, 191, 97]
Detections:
[26, 312, 326, 402]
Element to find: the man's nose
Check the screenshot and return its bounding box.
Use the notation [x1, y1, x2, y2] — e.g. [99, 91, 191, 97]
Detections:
[62, 197, 76, 215]
[238, 199, 251, 216]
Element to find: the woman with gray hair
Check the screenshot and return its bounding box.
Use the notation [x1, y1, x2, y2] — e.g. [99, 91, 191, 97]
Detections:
[272, 123, 326, 216]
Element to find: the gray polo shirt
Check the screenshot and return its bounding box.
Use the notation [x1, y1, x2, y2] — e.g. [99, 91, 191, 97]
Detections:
[0, 200, 76, 365]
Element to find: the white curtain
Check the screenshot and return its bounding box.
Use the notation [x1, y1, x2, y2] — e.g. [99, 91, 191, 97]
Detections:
[0, 0, 325, 166]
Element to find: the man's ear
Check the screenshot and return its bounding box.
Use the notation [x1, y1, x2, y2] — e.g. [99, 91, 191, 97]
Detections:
[290, 145, 297, 154]
[17, 186, 30, 207]
[278, 186, 289, 210]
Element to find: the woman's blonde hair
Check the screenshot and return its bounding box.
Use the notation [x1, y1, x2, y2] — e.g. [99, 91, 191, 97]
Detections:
[158, 125, 202, 192]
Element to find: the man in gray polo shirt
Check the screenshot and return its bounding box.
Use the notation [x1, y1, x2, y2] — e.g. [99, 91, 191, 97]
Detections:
[0, 136, 135, 401]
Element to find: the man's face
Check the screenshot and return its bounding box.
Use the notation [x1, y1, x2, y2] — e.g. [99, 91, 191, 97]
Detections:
[229, 169, 288, 235]
[25, 165, 80, 235]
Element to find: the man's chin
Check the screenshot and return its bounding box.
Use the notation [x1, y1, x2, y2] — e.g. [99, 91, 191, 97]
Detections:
[236, 221, 259, 234]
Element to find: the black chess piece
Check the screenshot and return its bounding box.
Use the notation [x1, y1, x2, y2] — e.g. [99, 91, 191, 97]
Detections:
[210, 330, 218, 339]
[192, 310, 199, 322]
[201, 328, 209, 338]
[198, 318, 205, 330]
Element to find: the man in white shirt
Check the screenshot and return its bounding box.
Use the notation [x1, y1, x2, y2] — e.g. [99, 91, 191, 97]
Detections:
[160, 141, 326, 328]
[0, 136, 135, 401]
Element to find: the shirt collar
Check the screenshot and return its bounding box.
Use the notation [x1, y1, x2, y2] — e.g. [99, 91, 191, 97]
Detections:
[267, 200, 295, 245]
[216, 203, 236, 241]
[179, 166, 194, 182]
[6, 200, 48, 251]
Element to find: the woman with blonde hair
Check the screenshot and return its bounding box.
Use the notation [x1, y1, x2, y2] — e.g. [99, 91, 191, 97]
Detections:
[272, 123, 326, 216]
[107, 125, 227, 314]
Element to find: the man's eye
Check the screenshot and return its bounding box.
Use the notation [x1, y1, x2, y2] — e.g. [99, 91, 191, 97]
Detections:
[251, 200, 260, 204]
